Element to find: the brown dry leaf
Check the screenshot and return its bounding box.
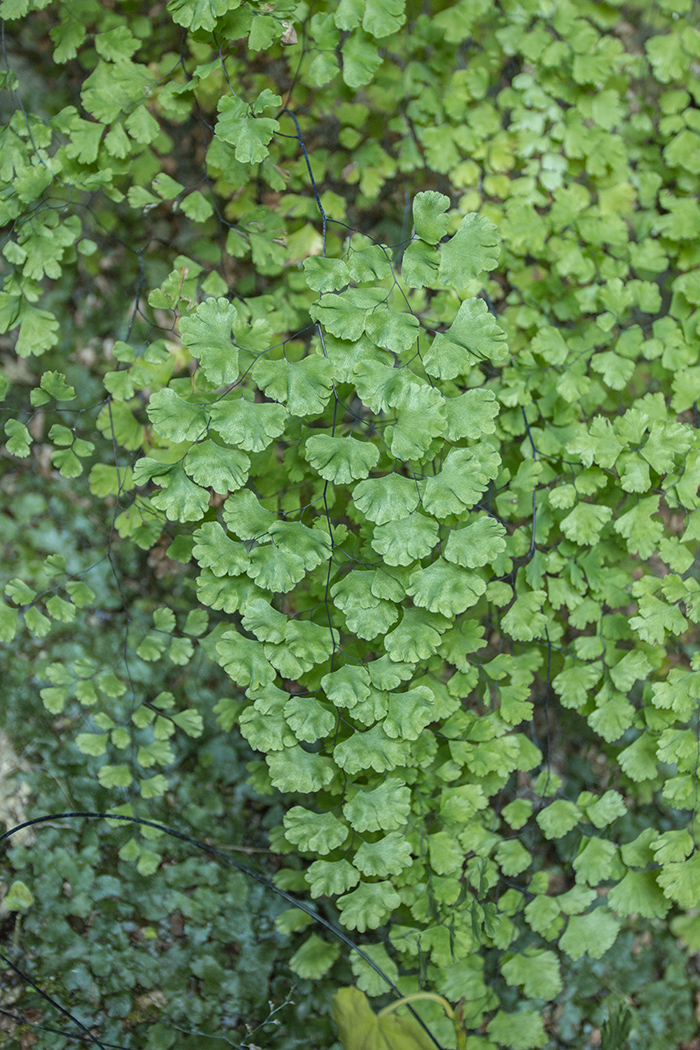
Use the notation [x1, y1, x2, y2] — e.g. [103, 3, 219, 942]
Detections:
[280, 21, 297, 45]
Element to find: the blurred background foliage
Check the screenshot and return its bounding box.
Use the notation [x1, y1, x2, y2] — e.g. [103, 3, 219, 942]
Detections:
[0, 469, 346, 1049]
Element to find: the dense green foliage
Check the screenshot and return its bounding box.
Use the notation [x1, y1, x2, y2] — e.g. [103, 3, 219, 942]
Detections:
[3, 0, 700, 1047]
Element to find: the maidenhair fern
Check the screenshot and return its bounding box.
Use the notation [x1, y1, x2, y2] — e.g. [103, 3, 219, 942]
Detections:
[2, 1, 700, 1047]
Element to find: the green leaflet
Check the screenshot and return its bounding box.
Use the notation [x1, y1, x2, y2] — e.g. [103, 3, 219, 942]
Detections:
[347, 245, 393, 283]
[352, 473, 420, 524]
[252, 354, 334, 415]
[560, 503, 613, 545]
[401, 241, 440, 288]
[349, 944, 400, 998]
[2, 880, 35, 911]
[572, 837, 617, 885]
[413, 190, 450, 244]
[336, 881, 402, 932]
[343, 777, 412, 832]
[303, 256, 351, 292]
[439, 212, 501, 286]
[568, 417, 624, 470]
[305, 860, 360, 899]
[583, 790, 627, 828]
[383, 686, 434, 740]
[537, 799, 582, 840]
[333, 600, 398, 638]
[630, 592, 687, 645]
[284, 694, 336, 743]
[444, 516, 507, 568]
[423, 298, 509, 379]
[362, 0, 405, 38]
[384, 608, 450, 663]
[284, 807, 349, 854]
[310, 286, 386, 340]
[331, 571, 400, 640]
[364, 304, 420, 353]
[443, 388, 499, 441]
[5, 419, 31, 457]
[559, 908, 621, 961]
[501, 949, 562, 1002]
[406, 560, 486, 617]
[193, 522, 249, 577]
[197, 570, 263, 614]
[184, 441, 250, 494]
[385, 382, 447, 460]
[618, 733, 658, 782]
[209, 395, 287, 451]
[353, 359, 413, 412]
[223, 489, 276, 540]
[247, 542, 307, 592]
[216, 630, 276, 689]
[147, 388, 209, 443]
[524, 894, 561, 937]
[241, 599, 288, 643]
[149, 464, 210, 521]
[421, 446, 500, 518]
[30, 370, 75, 405]
[371, 513, 439, 566]
[369, 570, 406, 603]
[341, 34, 383, 89]
[266, 619, 336, 677]
[269, 520, 332, 570]
[216, 93, 280, 164]
[167, 0, 237, 31]
[608, 871, 670, 919]
[267, 746, 336, 793]
[496, 839, 531, 876]
[321, 664, 371, 709]
[303, 433, 380, 483]
[502, 590, 547, 642]
[353, 832, 413, 877]
[656, 851, 700, 909]
[324, 333, 389, 382]
[179, 297, 239, 385]
[240, 693, 296, 751]
[487, 1010, 547, 1050]
[334, 724, 410, 774]
[651, 829, 694, 865]
[352, 689, 390, 727]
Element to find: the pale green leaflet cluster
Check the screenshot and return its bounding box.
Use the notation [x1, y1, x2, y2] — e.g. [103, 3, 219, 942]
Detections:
[3, 0, 700, 1045]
